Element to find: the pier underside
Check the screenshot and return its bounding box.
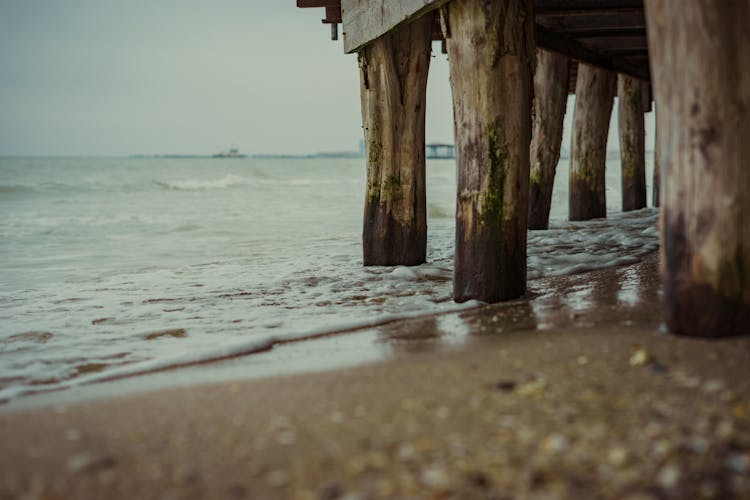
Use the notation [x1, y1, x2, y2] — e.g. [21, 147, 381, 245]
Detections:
[298, 0, 650, 83]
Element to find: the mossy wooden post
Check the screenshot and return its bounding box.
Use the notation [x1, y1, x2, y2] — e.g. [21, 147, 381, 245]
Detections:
[528, 49, 569, 230]
[358, 15, 432, 266]
[447, 0, 534, 302]
[646, 0, 750, 336]
[569, 63, 616, 221]
[618, 74, 647, 211]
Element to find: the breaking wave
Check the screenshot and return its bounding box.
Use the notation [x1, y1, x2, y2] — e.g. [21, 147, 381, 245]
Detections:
[154, 174, 255, 190]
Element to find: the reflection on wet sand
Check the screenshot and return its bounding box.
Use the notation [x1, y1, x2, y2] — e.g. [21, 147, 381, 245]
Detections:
[375, 251, 661, 356]
[528, 251, 661, 331]
[4, 252, 664, 410]
[4, 245, 749, 500]
[376, 317, 442, 355]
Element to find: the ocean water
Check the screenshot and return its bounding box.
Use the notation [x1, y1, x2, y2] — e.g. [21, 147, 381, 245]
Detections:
[0, 156, 657, 402]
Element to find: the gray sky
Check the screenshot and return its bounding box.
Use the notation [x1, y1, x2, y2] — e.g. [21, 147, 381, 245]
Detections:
[0, 1, 651, 156]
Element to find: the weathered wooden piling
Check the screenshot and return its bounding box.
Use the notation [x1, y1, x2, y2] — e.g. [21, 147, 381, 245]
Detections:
[569, 63, 616, 221]
[358, 15, 433, 266]
[618, 74, 647, 211]
[528, 49, 569, 230]
[646, 0, 750, 336]
[447, 0, 534, 302]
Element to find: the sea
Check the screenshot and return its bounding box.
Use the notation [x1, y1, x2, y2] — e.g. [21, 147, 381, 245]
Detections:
[0, 155, 658, 403]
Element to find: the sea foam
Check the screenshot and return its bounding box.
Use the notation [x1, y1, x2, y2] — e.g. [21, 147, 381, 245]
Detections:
[0, 156, 659, 403]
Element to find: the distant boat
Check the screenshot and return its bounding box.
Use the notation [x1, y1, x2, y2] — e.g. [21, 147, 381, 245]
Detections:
[213, 146, 247, 158]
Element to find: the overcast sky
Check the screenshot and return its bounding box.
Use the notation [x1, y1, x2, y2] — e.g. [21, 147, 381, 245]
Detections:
[0, 1, 652, 157]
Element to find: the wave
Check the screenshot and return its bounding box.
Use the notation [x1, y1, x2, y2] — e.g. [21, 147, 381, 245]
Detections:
[0, 207, 660, 406]
[527, 208, 659, 279]
[154, 174, 255, 191]
[153, 175, 359, 191]
[0, 299, 483, 404]
[2, 180, 144, 194]
[428, 203, 453, 219]
[0, 184, 35, 194]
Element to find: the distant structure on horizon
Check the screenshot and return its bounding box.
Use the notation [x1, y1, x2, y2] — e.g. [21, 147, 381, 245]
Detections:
[426, 143, 455, 159]
[302, 141, 455, 159]
[213, 146, 247, 158]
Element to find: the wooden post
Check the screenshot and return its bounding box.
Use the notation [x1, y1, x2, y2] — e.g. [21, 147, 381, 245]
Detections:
[618, 74, 647, 211]
[569, 63, 616, 221]
[646, 0, 750, 336]
[652, 106, 660, 207]
[447, 0, 534, 302]
[528, 49, 569, 230]
[358, 15, 432, 266]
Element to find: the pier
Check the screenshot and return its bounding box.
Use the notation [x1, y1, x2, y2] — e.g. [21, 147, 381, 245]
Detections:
[2, 4, 750, 498]
[298, 0, 749, 337]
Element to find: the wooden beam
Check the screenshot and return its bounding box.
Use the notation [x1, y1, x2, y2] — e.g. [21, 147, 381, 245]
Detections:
[322, 5, 342, 23]
[535, 0, 642, 10]
[602, 48, 649, 56]
[341, 0, 449, 53]
[297, 0, 339, 7]
[581, 36, 648, 49]
[536, 11, 645, 31]
[536, 7, 642, 16]
[536, 25, 649, 81]
[535, 0, 644, 16]
[572, 28, 647, 38]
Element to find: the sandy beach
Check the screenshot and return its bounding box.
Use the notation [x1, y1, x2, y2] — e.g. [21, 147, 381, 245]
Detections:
[3, 1, 749, 498]
[2, 252, 749, 499]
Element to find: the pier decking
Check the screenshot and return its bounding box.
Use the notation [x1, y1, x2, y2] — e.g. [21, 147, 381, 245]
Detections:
[297, 0, 750, 337]
[298, 0, 649, 80]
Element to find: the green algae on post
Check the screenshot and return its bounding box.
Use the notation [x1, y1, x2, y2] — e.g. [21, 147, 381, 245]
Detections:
[358, 14, 431, 266]
[448, 0, 533, 303]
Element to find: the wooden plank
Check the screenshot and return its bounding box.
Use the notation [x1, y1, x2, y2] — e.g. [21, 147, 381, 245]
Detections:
[572, 28, 646, 37]
[341, 0, 449, 53]
[535, 0, 643, 16]
[297, 0, 339, 7]
[537, 11, 645, 31]
[536, 7, 642, 15]
[580, 35, 648, 48]
[322, 5, 342, 23]
[535, 0, 642, 10]
[602, 48, 649, 55]
[536, 26, 649, 81]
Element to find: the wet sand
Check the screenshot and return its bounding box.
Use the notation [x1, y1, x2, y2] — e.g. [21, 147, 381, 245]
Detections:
[2, 252, 750, 499]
